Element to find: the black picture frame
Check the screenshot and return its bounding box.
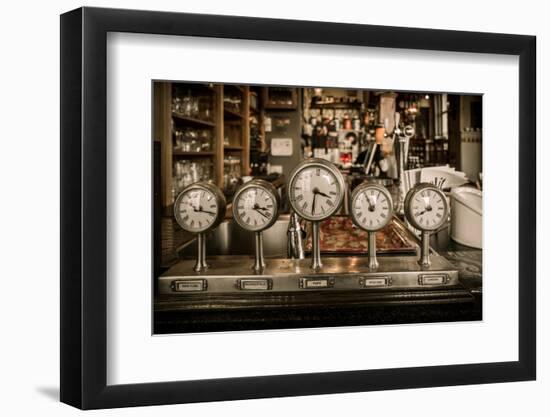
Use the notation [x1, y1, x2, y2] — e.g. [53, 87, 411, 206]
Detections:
[60, 6, 536, 410]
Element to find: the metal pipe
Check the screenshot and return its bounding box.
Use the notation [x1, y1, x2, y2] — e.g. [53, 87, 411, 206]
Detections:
[253, 231, 266, 272]
[287, 211, 305, 259]
[368, 231, 379, 270]
[311, 221, 322, 270]
[419, 231, 431, 268]
[193, 233, 208, 272]
[395, 137, 406, 215]
[364, 143, 377, 175]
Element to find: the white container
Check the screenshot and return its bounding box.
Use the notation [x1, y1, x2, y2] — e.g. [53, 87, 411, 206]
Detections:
[450, 187, 482, 249]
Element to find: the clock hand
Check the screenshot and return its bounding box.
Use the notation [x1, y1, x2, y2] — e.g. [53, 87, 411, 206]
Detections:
[312, 193, 317, 215]
[366, 195, 376, 212]
[316, 190, 331, 198]
[416, 197, 433, 216]
[253, 207, 270, 219]
[193, 206, 216, 215]
[253, 202, 270, 211]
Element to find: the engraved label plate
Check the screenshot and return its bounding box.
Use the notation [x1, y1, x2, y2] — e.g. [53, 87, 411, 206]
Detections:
[171, 279, 207, 292]
[418, 274, 448, 285]
[362, 276, 391, 287]
[300, 277, 334, 289]
[238, 279, 272, 291]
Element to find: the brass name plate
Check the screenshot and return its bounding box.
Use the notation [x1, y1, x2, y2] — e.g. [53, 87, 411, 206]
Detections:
[361, 276, 391, 287]
[300, 277, 335, 289]
[171, 279, 207, 292]
[418, 274, 448, 286]
[238, 279, 273, 291]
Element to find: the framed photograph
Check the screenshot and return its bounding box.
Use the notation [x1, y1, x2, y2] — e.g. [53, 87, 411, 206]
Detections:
[60, 6, 536, 409]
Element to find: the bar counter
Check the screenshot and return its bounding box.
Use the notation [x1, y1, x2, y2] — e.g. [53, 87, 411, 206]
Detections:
[154, 219, 482, 334]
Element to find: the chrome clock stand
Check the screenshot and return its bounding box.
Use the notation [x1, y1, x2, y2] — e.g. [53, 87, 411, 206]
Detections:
[367, 231, 379, 270]
[286, 158, 346, 271]
[194, 233, 209, 272]
[403, 183, 449, 269]
[419, 231, 431, 268]
[253, 231, 266, 272]
[231, 179, 280, 273]
[173, 181, 227, 273]
[350, 182, 394, 271]
[311, 221, 323, 270]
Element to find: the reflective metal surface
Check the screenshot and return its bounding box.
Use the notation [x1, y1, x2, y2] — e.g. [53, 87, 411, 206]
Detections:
[419, 231, 431, 267]
[286, 211, 305, 259]
[159, 254, 460, 295]
[253, 231, 266, 272]
[178, 217, 290, 257]
[194, 233, 208, 272]
[311, 221, 322, 270]
[368, 231, 379, 269]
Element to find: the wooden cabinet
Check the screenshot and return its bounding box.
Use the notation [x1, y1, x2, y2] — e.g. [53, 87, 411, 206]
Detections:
[249, 87, 266, 152]
[154, 82, 252, 208]
[263, 87, 298, 110]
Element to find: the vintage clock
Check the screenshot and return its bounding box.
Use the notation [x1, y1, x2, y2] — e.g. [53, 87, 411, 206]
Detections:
[232, 179, 280, 271]
[174, 181, 226, 271]
[404, 183, 449, 267]
[350, 182, 394, 269]
[288, 158, 345, 269]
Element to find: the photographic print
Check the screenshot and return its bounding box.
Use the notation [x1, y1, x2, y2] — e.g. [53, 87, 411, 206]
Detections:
[153, 82, 483, 334]
[60, 7, 535, 408]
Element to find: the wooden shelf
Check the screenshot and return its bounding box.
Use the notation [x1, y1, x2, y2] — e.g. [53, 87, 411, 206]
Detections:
[173, 151, 215, 157]
[156, 82, 251, 207]
[223, 107, 244, 119]
[172, 112, 216, 127]
[225, 84, 245, 93]
[264, 103, 296, 110]
[310, 101, 362, 110]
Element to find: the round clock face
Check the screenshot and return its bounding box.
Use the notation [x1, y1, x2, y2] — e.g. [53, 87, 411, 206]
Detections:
[232, 180, 279, 232]
[174, 182, 226, 233]
[350, 183, 393, 232]
[404, 184, 449, 231]
[288, 159, 345, 221]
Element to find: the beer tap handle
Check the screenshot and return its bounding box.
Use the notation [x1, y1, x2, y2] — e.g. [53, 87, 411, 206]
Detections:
[394, 112, 401, 136]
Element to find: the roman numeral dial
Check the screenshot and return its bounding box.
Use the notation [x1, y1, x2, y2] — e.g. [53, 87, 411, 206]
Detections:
[232, 179, 280, 232]
[404, 184, 449, 232]
[288, 159, 345, 222]
[173, 182, 226, 233]
[350, 183, 393, 232]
